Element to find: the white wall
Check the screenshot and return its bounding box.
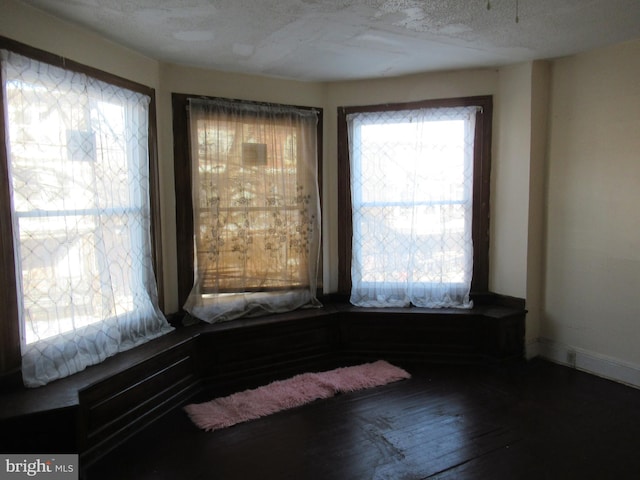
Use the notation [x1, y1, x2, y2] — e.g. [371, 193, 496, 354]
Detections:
[541, 38, 640, 386]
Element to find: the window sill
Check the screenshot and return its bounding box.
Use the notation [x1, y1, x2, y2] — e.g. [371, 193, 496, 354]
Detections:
[0, 324, 198, 421]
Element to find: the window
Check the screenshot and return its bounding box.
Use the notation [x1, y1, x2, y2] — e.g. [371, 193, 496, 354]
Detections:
[337, 96, 491, 307]
[173, 95, 322, 323]
[0, 39, 171, 387]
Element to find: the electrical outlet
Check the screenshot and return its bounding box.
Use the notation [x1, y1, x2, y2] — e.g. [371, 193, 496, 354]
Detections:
[566, 350, 576, 368]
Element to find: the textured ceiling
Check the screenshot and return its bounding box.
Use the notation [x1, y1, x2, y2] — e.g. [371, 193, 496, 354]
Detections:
[18, 0, 640, 81]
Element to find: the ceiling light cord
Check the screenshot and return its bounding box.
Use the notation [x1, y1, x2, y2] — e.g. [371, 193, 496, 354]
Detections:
[486, 0, 520, 23]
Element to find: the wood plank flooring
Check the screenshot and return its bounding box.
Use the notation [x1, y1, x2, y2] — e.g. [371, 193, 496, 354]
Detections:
[84, 359, 640, 480]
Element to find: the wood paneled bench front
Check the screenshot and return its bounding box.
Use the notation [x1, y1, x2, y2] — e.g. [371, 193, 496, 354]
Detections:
[0, 296, 525, 468]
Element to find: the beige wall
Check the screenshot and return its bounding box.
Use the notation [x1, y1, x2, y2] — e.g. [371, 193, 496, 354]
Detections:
[527, 61, 551, 352]
[0, 0, 159, 89]
[543, 38, 640, 371]
[491, 61, 551, 352]
[492, 63, 532, 299]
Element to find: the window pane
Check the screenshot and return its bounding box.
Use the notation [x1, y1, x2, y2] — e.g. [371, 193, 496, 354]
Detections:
[348, 106, 477, 308]
[358, 119, 468, 204]
[183, 97, 321, 323]
[356, 204, 469, 284]
[5, 80, 146, 342]
[18, 214, 141, 342]
[1, 49, 171, 386]
[191, 103, 317, 292]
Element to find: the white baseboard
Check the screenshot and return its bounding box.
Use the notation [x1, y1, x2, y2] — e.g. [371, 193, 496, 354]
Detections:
[533, 338, 640, 389]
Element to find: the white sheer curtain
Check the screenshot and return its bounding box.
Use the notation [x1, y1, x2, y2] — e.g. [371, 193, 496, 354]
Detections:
[347, 106, 478, 309]
[1, 50, 173, 387]
[184, 98, 321, 323]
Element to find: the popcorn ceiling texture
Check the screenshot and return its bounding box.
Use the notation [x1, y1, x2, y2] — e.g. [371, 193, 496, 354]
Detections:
[18, 0, 640, 80]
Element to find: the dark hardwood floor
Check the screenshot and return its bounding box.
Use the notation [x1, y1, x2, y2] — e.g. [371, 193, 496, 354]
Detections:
[84, 359, 640, 480]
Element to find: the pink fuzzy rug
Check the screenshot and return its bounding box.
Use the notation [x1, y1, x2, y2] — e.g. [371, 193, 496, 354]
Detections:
[184, 360, 411, 432]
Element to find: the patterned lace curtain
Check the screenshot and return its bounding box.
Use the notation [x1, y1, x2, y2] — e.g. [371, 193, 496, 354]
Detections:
[184, 98, 321, 323]
[347, 106, 478, 309]
[1, 50, 173, 387]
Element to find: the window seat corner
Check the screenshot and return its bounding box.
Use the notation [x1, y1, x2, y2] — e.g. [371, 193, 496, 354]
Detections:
[0, 295, 525, 467]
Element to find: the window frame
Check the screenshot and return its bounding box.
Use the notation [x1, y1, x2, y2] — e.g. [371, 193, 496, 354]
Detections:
[337, 95, 492, 297]
[172, 93, 323, 309]
[0, 36, 164, 385]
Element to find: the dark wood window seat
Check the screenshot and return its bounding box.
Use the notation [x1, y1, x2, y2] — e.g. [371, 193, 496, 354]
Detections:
[0, 295, 525, 468]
